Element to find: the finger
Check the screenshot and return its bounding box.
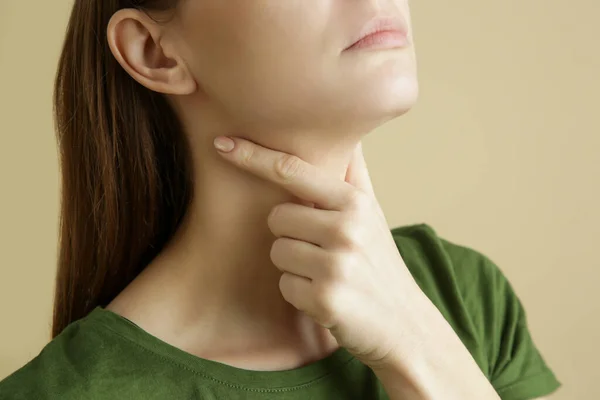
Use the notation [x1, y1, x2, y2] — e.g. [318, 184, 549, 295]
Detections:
[270, 237, 327, 280]
[278, 271, 314, 313]
[345, 142, 376, 198]
[268, 202, 341, 248]
[214, 136, 356, 211]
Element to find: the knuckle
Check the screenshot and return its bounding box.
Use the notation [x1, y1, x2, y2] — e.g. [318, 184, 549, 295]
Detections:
[239, 143, 255, 167]
[328, 253, 355, 282]
[314, 285, 342, 326]
[348, 189, 370, 210]
[268, 203, 292, 235]
[270, 238, 288, 265]
[279, 273, 294, 299]
[331, 218, 362, 246]
[269, 240, 279, 262]
[276, 154, 302, 182]
[267, 204, 282, 226]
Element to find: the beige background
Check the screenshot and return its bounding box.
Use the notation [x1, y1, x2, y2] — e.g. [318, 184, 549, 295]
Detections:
[1, 1, 598, 398]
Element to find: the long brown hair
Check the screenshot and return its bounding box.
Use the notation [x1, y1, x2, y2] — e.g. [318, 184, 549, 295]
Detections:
[52, 0, 193, 337]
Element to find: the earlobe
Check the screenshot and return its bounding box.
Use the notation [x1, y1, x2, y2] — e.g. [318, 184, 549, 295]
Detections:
[106, 9, 197, 95]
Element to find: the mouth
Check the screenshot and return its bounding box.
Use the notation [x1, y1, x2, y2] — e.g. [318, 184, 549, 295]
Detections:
[344, 15, 410, 51]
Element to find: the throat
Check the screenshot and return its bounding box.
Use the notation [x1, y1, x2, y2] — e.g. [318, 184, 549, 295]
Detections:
[185, 327, 342, 371]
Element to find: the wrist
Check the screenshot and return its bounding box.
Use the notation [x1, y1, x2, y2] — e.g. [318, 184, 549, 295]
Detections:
[373, 339, 499, 400]
[371, 293, 500, 400]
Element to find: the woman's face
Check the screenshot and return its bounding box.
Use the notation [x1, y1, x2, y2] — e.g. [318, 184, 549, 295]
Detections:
[171, 0, 418, 132]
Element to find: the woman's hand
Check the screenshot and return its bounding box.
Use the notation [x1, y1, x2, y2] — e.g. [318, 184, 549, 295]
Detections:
[213, 135, 437, 369]
[214, 135, 501, 399]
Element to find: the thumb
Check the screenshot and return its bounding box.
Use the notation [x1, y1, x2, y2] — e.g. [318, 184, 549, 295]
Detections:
[345, 142, 376, 198]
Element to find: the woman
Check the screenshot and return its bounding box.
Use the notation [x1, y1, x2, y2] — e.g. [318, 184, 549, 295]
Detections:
[0, 0, 561, 399]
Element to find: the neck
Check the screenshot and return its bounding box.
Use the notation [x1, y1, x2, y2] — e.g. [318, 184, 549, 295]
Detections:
[108, 103, 371, 362]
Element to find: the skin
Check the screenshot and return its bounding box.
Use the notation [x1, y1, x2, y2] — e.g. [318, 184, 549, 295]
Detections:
[104, 1, 550, 398]
[211, 137, 501, 399]
[105, 0, 418, 368]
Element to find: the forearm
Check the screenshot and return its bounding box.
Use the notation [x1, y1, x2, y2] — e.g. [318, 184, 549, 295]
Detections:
[371, 298, 501, 400]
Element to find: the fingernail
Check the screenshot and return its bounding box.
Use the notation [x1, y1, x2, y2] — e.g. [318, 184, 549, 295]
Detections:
[214, 136, 235, 152]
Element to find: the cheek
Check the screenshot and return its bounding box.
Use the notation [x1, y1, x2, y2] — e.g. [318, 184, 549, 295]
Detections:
[183, 8, 333, 128]
[178, 0, 419, 130]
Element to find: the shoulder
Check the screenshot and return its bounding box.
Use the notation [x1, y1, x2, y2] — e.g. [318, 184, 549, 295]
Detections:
[390, 223, 562, 399]
[390, 223, 513, 356]
[0, 316, 111, 400]
[390, 222, 500, 298]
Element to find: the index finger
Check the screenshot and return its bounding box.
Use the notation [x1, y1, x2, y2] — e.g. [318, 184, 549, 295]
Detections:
[214, 136, 355, 211]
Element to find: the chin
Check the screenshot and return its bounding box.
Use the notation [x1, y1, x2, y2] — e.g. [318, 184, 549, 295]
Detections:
[386, 75, 420, 115]
[347, 74, 420, 125]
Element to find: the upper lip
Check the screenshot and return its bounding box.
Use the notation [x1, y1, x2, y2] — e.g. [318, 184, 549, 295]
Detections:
[345, 15, 408, 50]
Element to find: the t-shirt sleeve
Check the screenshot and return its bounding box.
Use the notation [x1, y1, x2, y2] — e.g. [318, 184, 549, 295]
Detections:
[393, 224, 562, 400]
[468, 248, 562, 400]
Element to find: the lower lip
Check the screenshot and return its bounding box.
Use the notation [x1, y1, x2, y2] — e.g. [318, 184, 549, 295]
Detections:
[345, 31, 409, 51]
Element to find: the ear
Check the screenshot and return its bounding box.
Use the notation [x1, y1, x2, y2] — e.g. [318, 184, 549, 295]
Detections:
[106, 9, 196, 95]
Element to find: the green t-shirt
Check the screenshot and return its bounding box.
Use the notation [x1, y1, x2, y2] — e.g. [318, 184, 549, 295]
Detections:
[0, 223, 561, 400]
